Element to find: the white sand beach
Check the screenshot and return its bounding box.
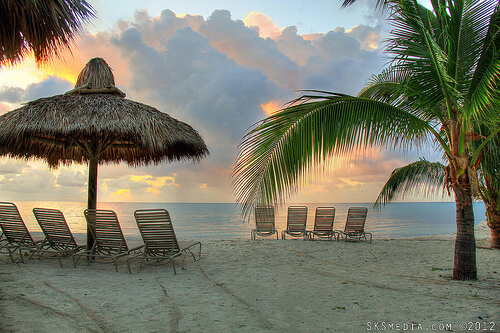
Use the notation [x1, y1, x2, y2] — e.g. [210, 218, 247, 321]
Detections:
[0, 222, 498, 333]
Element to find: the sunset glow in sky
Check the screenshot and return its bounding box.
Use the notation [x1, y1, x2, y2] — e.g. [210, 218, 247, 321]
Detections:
[0, 0, 440, 204]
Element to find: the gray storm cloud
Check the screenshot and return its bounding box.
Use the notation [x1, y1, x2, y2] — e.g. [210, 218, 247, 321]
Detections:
[111, 22, 287, 161]
[0, 86, 23, 103]
[0, 76, 73, 104]
[108, 9, 384, 162]
[24, 76, 73, 101]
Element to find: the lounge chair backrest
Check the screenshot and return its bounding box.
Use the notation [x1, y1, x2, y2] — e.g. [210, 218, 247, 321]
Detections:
[287, 206, 308, 231]
[84, 209, 129, 255]
[344, 207, 368, 233]
[314, 207, 335, 232]
[134, 209, 180, 254]
[255, 206, 275, 232]
[33, 208, 78, 250]
[0, 202, 34, 244]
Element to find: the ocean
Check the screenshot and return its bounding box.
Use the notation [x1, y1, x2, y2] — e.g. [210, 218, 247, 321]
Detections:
[11, 201, 487, 240]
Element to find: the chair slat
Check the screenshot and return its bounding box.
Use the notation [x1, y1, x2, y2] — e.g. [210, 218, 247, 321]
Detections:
[339, 207, 372, 242]
[0, 202, 38, 263]
[31, 208, 83, 266]
[307, 207, 337, 240]
[252, 206, 278, 239]
[135, 209, 180, 253]
[128, 209, 201, 274]
[0, 202, 34, 244]
[282, 206, 308, 239]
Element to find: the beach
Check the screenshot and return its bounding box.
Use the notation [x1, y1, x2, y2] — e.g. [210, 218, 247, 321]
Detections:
[0, 222, 498, 333]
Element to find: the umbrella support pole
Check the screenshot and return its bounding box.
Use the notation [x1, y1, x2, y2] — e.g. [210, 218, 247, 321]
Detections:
[87, 158, 98, 250]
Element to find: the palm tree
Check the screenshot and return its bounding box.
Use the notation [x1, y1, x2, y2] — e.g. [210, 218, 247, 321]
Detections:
[474, 125, 500, 249]
[375, 128, 500, 250]
[0, 0, 95, 67]
[232, 0, 500, 280]
[362, 0, 500, 250]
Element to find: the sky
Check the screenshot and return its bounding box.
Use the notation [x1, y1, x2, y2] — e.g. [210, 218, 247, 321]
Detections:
[0, 0, 441, 204]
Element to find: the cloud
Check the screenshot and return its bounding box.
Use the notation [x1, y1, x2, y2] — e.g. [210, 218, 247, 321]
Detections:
[0, 160, 30, 174]
[0, 76, 73, 104]
[243, 12, 283, 39]
[200, 10, 300, 91]
[292, 149, 428, 203]
[274, 26, 316, 66]
[0, 168, 56, 194]
[112, 22, 287, 153]
[106, 8, 384, 162]
[0, 86, 24, 103]
[105, 176, 151, 192]
[346, 25, 380, 50]
[316, 29, 364, 60]
[126, 9, 206, 48]
[56, 170, 87, 187]
[24, 76, 74, 100]
[0, 8, 393, 203]
[95, 173, 181, 202]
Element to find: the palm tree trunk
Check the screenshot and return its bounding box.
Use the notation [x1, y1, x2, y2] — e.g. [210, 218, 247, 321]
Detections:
[486, 208, 500, 249]
[452, 177, 477, 280]
[87, 157, 98, 250]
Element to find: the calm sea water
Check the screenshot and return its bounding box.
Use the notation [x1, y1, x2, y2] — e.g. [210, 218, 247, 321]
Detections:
[11, 201, 486, 240]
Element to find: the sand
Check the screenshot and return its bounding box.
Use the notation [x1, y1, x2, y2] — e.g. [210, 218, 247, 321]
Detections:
[0, 222, 498, 333]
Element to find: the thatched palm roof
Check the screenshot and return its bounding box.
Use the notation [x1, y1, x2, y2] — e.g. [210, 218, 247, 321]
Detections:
[0, 93, 209, 167]
[0, 57, 209, 167]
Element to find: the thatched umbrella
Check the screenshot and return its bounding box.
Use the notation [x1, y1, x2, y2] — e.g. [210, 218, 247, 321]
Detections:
[0, 58, 209, 248]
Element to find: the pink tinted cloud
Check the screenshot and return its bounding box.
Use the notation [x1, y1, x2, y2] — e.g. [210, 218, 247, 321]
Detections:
[243, 12, 283, 39]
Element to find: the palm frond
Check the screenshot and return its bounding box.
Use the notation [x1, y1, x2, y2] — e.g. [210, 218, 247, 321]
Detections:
[359, 67, 407, 103]
[387, 0, 460, 114]
[474, 123, 500, 205]
[359, 66, 447, 124]
[232, 92, 432, 217]
[466, 1, 500, 122]
[449, 0, 496, 93]
[0, 0, 96, 66]
[375, 159, 448, 206]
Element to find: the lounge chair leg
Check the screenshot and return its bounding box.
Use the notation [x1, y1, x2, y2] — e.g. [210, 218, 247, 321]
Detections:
[18, 249, 25, 263]
[171, 259, 177, 275]
[182, 252, 192, 267]
[181, 253, 187, 268]
[8, 248, 15, 263]
[28, 250, 37, 260]
[127, 258, 132, 274]
[127, 257, 141, 274]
